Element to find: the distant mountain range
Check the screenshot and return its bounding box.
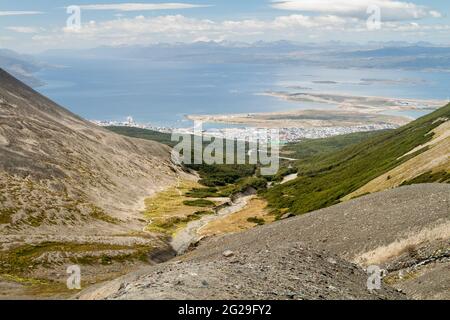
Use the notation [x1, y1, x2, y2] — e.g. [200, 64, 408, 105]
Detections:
[2, 41, 450, 92]
[38, 41, 450, 71]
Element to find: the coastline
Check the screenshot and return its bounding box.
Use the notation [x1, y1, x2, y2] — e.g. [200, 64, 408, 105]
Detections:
[257, 91, 446, 111]
[186, 109, 411, 129]
[186, 92, 448, 130]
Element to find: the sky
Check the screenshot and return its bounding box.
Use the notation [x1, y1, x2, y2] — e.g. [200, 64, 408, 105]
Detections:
[1, 0, 450, 53]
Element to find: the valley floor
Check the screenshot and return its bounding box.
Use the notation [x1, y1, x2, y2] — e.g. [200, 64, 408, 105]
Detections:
[78, 184, 450, 300]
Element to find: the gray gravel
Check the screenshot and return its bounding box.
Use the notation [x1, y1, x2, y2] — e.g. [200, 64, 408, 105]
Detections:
[75, 184, 450, 300]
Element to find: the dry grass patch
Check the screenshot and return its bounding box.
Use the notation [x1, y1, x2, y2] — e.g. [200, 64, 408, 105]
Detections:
[198, 198, 275, 237]
[143, 180, 217, 235]
[353, 222, 450, 266]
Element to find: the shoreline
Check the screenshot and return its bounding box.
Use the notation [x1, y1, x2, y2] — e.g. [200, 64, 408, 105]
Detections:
[186, 92, 447, 129]
[258, 91, 446, 110]
[186, 109, 411, 129]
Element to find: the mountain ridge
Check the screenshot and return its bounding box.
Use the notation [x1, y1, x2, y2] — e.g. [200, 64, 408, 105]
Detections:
[0, 68, 187, 297]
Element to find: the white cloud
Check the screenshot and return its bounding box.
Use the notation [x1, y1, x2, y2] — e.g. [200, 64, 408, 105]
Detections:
[0, 11, 43, 16]
[272, 14, 350, 29]
[429, 11, 443, 18]
[59, 14, 353, 43]
[6, 26, 42, 34]
[70, 14, 349, 33]
[78, 3, 211, 11]
[271, 0, 441, 21]
[30, 14, 356, 49]
[382, 21, 450, 32]
[24, 13, 450, 50]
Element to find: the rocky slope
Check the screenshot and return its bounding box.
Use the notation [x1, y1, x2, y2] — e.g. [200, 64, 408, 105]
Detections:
[0, 68, 185, 296]
[78, 238, 403, 300]
[79, 184, 449, 300]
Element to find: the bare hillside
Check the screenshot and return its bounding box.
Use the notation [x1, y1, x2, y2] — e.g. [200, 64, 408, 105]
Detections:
[0, 69, 185, 297]
[78, 239, 403, 300]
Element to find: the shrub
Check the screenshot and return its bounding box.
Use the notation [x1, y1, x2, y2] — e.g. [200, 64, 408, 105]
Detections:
[247, 217, 265, 225]
[185, 187, 219, 198]
[183, 199, 216, 207]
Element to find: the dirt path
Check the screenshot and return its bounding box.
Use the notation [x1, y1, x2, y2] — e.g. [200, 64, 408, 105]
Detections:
[281, 173, 298, 184]
[170, 195, 253, 254]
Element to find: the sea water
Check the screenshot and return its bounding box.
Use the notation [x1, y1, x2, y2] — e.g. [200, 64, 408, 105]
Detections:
[35, 56, 450, 128]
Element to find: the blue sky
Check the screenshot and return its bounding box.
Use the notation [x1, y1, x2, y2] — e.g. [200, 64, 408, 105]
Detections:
[1, 0, 450, 53]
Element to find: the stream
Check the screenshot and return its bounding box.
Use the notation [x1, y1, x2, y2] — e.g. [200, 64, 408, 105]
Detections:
[281, 173, 298, 184]
[170, 195, 253, 254]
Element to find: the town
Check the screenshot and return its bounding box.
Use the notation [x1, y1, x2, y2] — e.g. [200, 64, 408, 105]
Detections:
[91, 116, 399, 143]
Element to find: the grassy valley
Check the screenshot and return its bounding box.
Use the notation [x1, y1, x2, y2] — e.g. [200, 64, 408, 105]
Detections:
[108, 104, 449, 222]
[1, 67, 449, 300]
[106, 126, 380, 198]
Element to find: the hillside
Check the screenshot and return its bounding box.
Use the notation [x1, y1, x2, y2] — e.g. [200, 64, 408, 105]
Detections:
[2, 66, 446, 299]
[79, 184, 449, 300]
[344, 119, 450, 199]
[0, 69, 184, 297]
[106, 126, 178, 147]
[265, 104, 450, 216]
